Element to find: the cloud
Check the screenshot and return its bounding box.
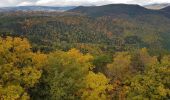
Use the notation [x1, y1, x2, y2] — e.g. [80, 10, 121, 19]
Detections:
[15, 0, 128, 7]
[129, 0, 170, 5]
[0, 0, 39, 7]
[0, 0, 170, 7]
[35, 0, 111, 6]
[17, 1, 35, 6]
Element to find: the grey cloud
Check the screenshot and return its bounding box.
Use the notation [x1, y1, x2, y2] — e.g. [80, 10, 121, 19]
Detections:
[0, 0, 39, 7]
[0, 0, 170, 7]
[128, 0, 170, 5]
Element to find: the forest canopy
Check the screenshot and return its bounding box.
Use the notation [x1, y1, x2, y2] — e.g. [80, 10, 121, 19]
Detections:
[0, 36, 169, 100]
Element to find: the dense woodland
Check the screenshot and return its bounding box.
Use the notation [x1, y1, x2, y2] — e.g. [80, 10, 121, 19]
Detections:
[0, 4, 170, 100]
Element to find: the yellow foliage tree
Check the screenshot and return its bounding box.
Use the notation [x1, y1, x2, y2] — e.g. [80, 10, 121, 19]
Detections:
[126, 54, 170, 100]
[139, 48, 158, 66]
[107, 52, 132, 81]
[0, 36, 47, 100]
[47, 48, 94, 100]
[81, 71, 113, 100]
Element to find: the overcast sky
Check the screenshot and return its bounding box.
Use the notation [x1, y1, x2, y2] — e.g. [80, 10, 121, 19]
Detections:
[0, 0, 170, 7]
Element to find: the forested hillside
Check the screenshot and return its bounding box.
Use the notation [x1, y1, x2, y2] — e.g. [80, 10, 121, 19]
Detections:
[0, 4, 170, 100]
[1, 5, 170, 54]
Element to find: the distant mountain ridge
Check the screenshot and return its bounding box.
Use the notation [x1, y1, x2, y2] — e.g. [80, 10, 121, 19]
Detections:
[161, 6, 170, 11]
[0, 6, 76, 12]
[68, 4, 161, 17]
[0, 4, 170, 13]
[160, 6, 170, 17]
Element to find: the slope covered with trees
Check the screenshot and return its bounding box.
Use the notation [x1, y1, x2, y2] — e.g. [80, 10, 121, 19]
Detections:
[1, 10, 170, 54]
[0, 4, 170, 100]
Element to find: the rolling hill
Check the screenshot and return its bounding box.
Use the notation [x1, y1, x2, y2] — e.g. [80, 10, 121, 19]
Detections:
[160, 6, 170, 18]
[68, 4, 161, 17]
[161, 6, 170, 11]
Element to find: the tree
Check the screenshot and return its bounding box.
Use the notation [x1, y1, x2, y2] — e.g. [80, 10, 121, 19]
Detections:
[46, 48, 93, 100]
[131, 48, 158, 72]
[106, 52, 134, 100]
[93, 54, 112, 74]
[107, 52, 132, 81]
[80, 71, 113, 100]
[126, 55, 170, 100]
[0, 36, 47, 100]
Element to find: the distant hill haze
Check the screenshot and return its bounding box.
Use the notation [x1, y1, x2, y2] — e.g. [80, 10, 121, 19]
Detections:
[0, 6, 76, 12]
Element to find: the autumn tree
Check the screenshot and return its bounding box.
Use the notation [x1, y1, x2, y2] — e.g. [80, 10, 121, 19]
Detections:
[0, 36, 47, 100]
[107, 52, 132, 81]
[80, 71, 113, 100]
[93, 54, 112, 74]
[42, 49, 93, 100]
[131, 48, 158, 72]
[126, 55, 170, 100]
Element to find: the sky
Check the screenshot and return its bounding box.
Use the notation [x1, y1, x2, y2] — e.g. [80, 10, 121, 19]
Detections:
[0, 0, 170, 7]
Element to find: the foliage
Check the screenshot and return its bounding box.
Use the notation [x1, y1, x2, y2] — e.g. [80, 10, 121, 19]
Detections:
[131, 48, 158, 72]
[126, 56, 170, 100]
[1, 11, 170, 53]
[0, 36, 47, 99]
[45, 49, 93, 100]
[80, 71, 113, 100]
[1, 8, 170, 99]
[107, 52, 132, 81]
[0, 36, 169, 100]
[93, 54, 112, 73]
